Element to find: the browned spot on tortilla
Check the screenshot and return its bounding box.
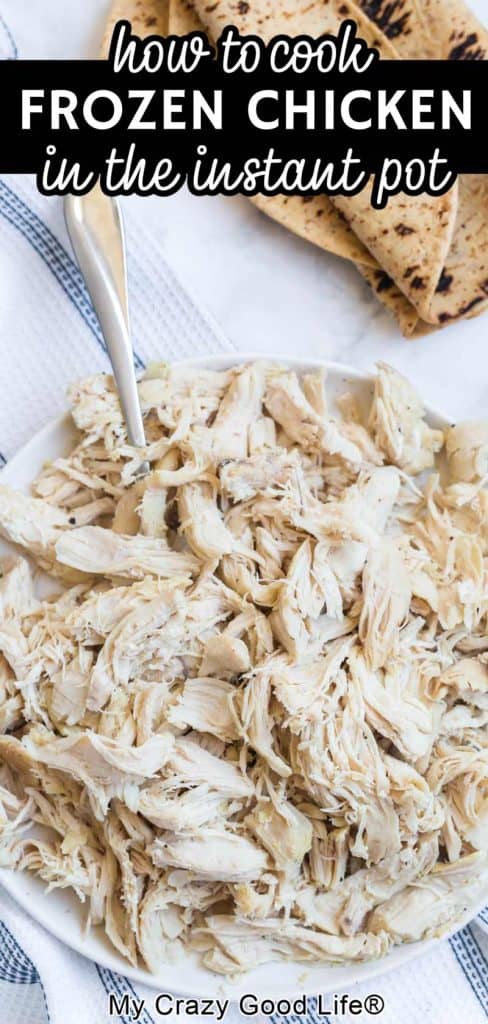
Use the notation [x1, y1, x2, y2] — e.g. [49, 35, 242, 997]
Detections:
[359, 0, 411, 40]
[339, 4, 349, 13]
[395, 223, 414, 236]
[449, 32, 484, 60]
[374, 271, 393, 293]
[411, 276, 425, 290]
[459, 297, 485, 315]
[482, 279, 488, 295]
[403, 265, 419, 280]
[145, 15, 157, 25]
[205, 2, 218, 10]
[436, 271, 453, 294]
[236, 0, 250, 13]
[439, 296, 484, 323]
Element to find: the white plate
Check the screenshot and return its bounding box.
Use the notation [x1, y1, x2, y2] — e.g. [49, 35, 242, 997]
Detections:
[0, 354, 485, 999]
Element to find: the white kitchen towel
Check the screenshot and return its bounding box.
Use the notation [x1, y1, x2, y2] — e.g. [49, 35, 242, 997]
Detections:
[0, 3, 487, 1024]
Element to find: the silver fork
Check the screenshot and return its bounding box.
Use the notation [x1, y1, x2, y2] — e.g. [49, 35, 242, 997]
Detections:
[64, 187, 149, 477]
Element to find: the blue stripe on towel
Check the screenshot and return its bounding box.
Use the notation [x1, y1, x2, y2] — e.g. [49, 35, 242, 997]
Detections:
[0, 452, 6, 466]
[0, 12, 18, 60]
[450, 926, 488, 1015]
[0, 921, 38, 984]
[0, 922, 50, 1021]
[96, 965, 155, 1024]
[305, 996, 333, 1024]
[477, 907, 488, 929]
[271, 997, 332, 1024]
[0, 180, 144, 370]
[461, 926, 488, 1008]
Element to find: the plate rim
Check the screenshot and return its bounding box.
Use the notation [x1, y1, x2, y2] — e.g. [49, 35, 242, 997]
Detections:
[1, 352, 485, 998]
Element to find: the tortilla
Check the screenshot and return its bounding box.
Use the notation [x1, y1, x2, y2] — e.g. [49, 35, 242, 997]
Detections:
[189, 0, 462, 328]
[190, 0, 488, 332]
[426, 176, 488, 327]
[251, 195, 379, 267]
[102, 0, 487, 335]
[355, 0, 488, 327]
[333, 186, 458, 323]
[424, 0, 488, 59]
[177, 0, 402, 267]
[190, 0, 398, 52]
[168, 0, 381, 266]
[356, 1, 438, 58]
[168, 0, 200, 33]
[100, 0, 169, 57]
[359, 265, 422, 336]
[168, 0, 442, 336]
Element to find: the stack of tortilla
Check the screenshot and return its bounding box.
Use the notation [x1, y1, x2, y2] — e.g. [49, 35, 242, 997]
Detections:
[101, 0, 488, 336]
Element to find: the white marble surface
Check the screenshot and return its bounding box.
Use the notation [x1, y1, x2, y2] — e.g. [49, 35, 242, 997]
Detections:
[3, 0, 488, 422]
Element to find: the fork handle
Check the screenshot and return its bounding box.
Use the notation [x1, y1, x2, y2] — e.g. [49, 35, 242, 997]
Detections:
[64, 188, 147, 451]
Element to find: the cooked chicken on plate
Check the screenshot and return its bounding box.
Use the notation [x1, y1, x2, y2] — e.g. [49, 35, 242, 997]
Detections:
[0, 360, 487, 976]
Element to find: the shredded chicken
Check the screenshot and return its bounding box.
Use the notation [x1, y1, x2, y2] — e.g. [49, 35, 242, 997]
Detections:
[0, 360, 487, 977]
